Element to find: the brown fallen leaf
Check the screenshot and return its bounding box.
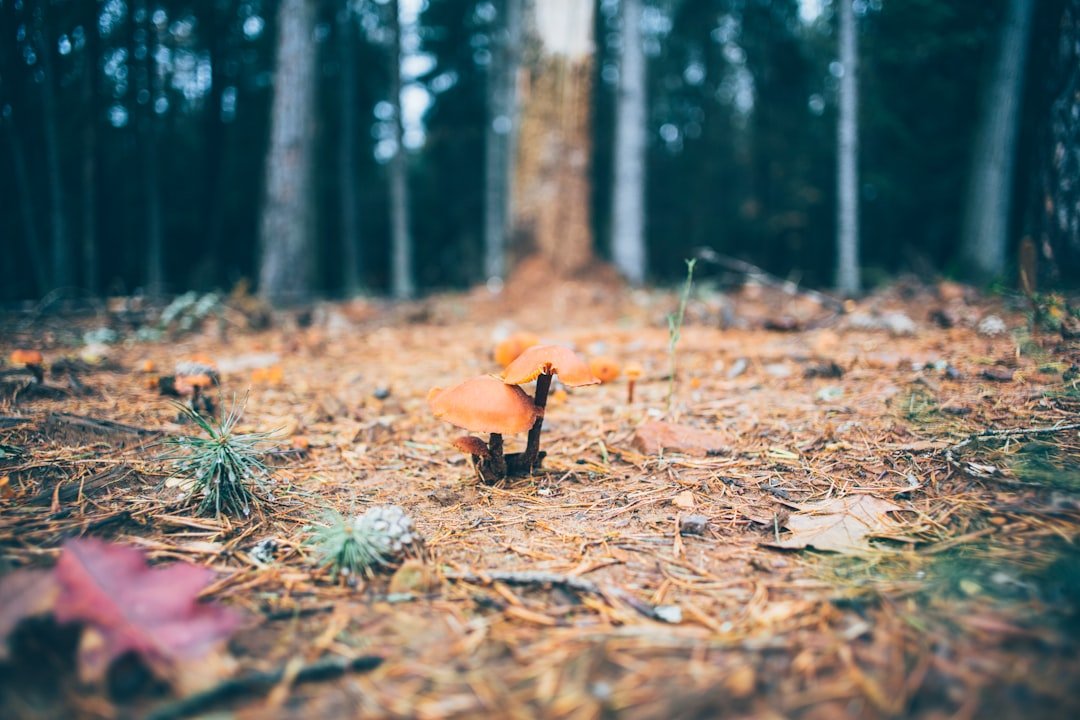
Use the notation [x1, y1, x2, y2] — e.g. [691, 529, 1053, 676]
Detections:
[632, 420, 729, 457]
[764, 495, 903, 554]
[671, 490, 695, 509]
[0, 538, 244, 692]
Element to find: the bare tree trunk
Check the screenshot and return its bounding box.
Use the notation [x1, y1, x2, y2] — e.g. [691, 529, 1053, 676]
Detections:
[512, 0, 595, 276]
[35, 2, 71, 290]
[133, 0, 164, 295]
[200, 0, 228, 281]
[259, 0, 318, 305]
[835, 0, 860, 296]
[1, 94, 47, 294]
[81, 1, 100, 296]
[339, 0, 362, 295]
[387, 0, 414, 299]
[483, 0, 522, 283]
[611, 0, 646, 285]
[1039, 0, 1080, 282]
[960, 0, 1035, 282]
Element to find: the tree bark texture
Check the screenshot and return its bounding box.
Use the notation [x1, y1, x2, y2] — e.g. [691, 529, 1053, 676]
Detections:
[36, 2, 71, 290]
[611, 0, 647, 285]
[135, 0, 165, 295]
[1040, 0, 1080, 281]
[960, 0, 1035, 281]
[259, 0, 318, 305]
[835, 0, 860, 295]
[512, 0, 595, 276]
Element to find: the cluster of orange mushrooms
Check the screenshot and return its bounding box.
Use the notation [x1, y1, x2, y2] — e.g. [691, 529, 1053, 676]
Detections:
[428, 342, 602, 484]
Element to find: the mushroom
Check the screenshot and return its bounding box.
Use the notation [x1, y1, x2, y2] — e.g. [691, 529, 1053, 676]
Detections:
[429, 375, 538, 483]
[174, 360, 220, 416]
[9, 350, 44, 384]
[500, 345, 599, 473]
[624, 362, 644, 404]
[493, 332, 539, 368]
[589, 356, 621, 384]
[451, 435, 492, 481]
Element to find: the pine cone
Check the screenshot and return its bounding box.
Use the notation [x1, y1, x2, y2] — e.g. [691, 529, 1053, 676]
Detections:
[354, 505, 421, 560]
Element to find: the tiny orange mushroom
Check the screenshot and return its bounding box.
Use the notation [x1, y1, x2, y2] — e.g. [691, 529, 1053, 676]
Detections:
[493, 332, 539, 368]
[589, 356, 621, 384]
[501, 345, 599, 473]
[429, 375, 538, 482]
[9, 349, 44, 383]
[624, 362, 644, 404]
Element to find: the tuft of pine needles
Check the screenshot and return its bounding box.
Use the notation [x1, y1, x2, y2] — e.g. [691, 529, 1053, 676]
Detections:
[666, 258, 697, 415]
[162, 398, 280, 518]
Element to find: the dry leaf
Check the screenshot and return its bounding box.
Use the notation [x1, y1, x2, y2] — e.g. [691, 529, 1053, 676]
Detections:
[764, 495, 903, 554]
[672, 490, 695, 509]
[0, 569, 59, 661]
[632, 421, 729, 457]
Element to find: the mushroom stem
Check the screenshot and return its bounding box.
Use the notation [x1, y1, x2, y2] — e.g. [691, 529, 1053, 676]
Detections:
[487, 433, 507, 480]
[521, 373, 553, 472]
[28, 364, 44, 384]
[627, 379, 636, 404]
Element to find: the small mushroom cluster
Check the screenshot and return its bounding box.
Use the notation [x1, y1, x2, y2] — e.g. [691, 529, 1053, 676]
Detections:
[429, 345, 599, 483]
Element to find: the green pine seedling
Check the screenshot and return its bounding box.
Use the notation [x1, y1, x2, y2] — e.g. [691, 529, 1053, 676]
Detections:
[667, 258, 697, 415]
[163, 398, 280, 518]
[307, 506, 419, 580]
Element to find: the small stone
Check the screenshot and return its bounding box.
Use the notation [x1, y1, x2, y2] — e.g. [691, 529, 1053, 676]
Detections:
[373, 385, 391, 400]
[672, 490, 695, 509]
[653, 605, 682, 623]
[679, 514, 709, 536]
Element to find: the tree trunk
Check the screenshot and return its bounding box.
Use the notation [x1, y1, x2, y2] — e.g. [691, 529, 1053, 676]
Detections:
[611, 0, 647, 285]
[1, 93, 47, 294]
[483, 0, 522, 283]
[960, 0, 1035, 282]
[200, 0, 228, 283]
[387, 0, 414, 299]
[1039, 0, 1080, 282]
[835, 0, 860, 295]
[36, 2, 71, 290]
[81, 0, 100, 296]
[339, 1, 362, 295]
[512, 0, 595, 276]
[132, 0, 164, 295]
[259, 0, 318, 306]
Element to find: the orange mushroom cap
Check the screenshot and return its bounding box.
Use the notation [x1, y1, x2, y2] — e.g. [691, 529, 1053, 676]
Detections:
[175, 373, 214, 395]
[501, 345, 599, 387]
[624, 363, 644, 380]
[10, 350, 43, 365]
[451, 435, 491, 458]
[429, 375, 538, 435]
[493, 332, 539, 368]
[589, 356, 621, 384]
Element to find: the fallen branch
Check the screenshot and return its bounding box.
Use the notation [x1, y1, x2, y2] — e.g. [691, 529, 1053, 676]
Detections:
[446, 570, 671, 622]
[694, 247, 846, 313]
[145, 654, 383, 720]
[945, 422, 1080, 457]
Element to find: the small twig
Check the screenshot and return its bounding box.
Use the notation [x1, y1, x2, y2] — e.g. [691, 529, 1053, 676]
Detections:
[694, 247, 846, 313]
[446, 569, 670, 622]
[945, 422, 1080, 457]
[145, 654, 383, 720]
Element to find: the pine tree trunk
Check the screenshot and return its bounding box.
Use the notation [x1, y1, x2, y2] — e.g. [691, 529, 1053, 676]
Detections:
[512, 0, 595, 276]
[135, 0, 165, 295]
[36, 2, 71, 290]
[483, 0, 522, 283]
[200, 0, 227, 282]
[81, 0, 99, 296]
[1040, 0, 1080, 281]
[611, 0, 647, 285]
[1, 98, 47, 294]
[387, 0, 414, 299]
[259, 0, 318, 305]
[960, 0, 1035, 282]
[835, 0, 860, 295]
[339, 1, 362, 295]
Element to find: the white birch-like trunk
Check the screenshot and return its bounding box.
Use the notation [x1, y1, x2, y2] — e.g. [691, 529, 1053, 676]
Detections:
[835, 0, 860, 296]
[611, 0, 647, 285]
[388, 0, 414, 299]
[259, 0, 317, 305]
[960, 0, 1035, 281]
[483, 0, 522, 283]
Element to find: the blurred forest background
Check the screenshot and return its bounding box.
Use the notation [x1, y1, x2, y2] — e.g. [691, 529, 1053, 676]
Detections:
[1, 0, 1077, 305]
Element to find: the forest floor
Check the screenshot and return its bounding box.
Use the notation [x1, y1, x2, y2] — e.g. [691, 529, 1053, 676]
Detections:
[0, 269, 1078, 719]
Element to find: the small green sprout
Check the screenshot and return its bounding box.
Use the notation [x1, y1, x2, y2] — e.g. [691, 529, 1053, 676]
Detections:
[667, 258, 697, 415]
[307, 506, 420, 580]
[162, 398, 280, 518]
